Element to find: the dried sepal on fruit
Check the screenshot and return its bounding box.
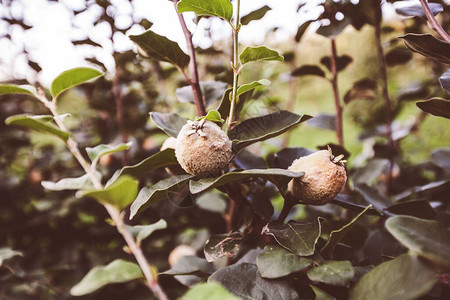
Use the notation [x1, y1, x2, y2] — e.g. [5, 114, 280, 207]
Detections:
[287, 148, 347, 205]
[175, 119, 232, 176]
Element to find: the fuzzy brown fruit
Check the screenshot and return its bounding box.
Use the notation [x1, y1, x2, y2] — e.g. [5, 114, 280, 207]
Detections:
[175, 120, 232, 176]
[287, 150, 347, 205]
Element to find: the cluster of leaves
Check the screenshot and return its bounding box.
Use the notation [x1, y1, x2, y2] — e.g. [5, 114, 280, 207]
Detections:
[1, 0, 450, 299]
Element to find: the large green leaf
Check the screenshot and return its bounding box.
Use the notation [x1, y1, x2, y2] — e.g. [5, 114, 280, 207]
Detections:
[0, 85, 35, 97]
[261, 218, 322, 256]
[125, 219, 167, 246]
[129, 174, 195, 219]
[150, 111, 187, 138]
[349, 254, 437, 300]
[241, 5, 271, 25]
[189, 168, 303, 194]
[107, 148, 179, 186]
[183, 282, 240, 300]
[177, 0, 233, 21]
[41, 174, 94, 191]
[385, 200, 436, 220]
[385, 215, 450, 269]
[239, 46, 284, 65]
[400, 33, 450, 64]
[236, 79, 270, 98]
[161, 256, 215, 276]
[321, 205, 372, 259]
[354, 183, 392, 212]
[256, 245, 312, 279]
[130, 30, 190, 68]
[51, 67, 103, 98]
[79, 176, 138, 210]
[5, 114, 70, 141]
[0, 248, 23, 267]
[295, 20, 313, 43]
[86, 142, 132, 166]
[229, 110, 312, 152]
[431, 148, 450, 170]
[307, 260, 354, 287]
[204, 232, 244, 262]
[416, 97, 450, 119]
[209, 263, 299, 299]
[70, 259, 143, 296]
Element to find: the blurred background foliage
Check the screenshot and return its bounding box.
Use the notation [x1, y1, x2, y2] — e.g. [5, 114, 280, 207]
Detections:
[1, 0, 450, 299]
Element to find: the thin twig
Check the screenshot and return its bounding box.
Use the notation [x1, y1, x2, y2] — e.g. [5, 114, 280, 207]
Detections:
[374, 23, 395, 195]
[419, 0, 450, 43]
[172, 0, 206, 116]
[36, 90, 168, 300]
[330, 38, 344, 147]
[113, 70, 128, 165]
[227, 0, 241, 131]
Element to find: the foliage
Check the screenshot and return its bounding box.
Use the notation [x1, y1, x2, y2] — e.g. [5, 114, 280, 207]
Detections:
[1, 0, 450, 299]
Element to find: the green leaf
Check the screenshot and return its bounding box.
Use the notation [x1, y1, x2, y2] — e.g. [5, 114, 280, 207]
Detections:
[129, 174, 195, 219]
[256, 245, 312, 279]
[130, 30, 190, 68]
[182, 282, 240, 300]
[306, 114, 336, 131]
[431, 148, 450, 170]
[321, 205, 372, 259]
[150, 112, 187, 138]
[0, 85, 35, 97]
[229, 110, 312, 152]
[320, 55, 353, 72]
[385, 200, 436, 220]
[196, 110, 224, 124]
[80, 176, 138, 210]
[86, 142, 132, 166]
[241, 5, 271, 25]
[189, 168, 303, 194]
[400, 33, 450, 64]
[385, 215, 450, 269]
[0, 248, 23, 267]
[42, 174, 95, 191]
[176, 81, 228, 107]
[239, 46, 284, 65]
[354, 183, 392, 212]
[209, 263, 299, 299]
[291, 65, 326, 78]
[395, 3, 443, 19]
[349, 254, 437, 300]
[161, 256, 216, 276]
[5, 114, 70, 141]
[236, 79, 270, 98]
[261, 218, 322, 256]
[107, 148, 179, 186]
[344, 78, 377, 104]
[316, 19, 351, 38]
[439, 69, 450, 95]
[216, 88, 232, 119]
[177, 0, 233, 21]
[307, 260, 354, 287]
[385, 48, 413, 66]
[50, 67, 103, 98]
[70, 259, 143, 296]
[125, 219, 167, 246]
[295, 20, 313, 43]
[416, 97, 450, 119]
[204, 232, 244, 262]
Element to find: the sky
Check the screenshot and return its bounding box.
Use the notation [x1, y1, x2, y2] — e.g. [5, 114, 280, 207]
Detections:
[0, 0, 323, 86]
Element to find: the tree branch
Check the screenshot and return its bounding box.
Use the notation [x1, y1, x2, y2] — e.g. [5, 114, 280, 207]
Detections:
[330, 38, 344, 147]
[419, 0, 450, 43]
[172, 0, 206, 116]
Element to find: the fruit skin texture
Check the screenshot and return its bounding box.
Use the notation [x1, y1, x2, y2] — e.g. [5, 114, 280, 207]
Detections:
[175, 120, 232, 176]
[287, 150, 347, 205]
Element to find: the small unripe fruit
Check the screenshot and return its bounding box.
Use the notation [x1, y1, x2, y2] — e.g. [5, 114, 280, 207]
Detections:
[287, 150, 347, 205]
[175, 120, 232, 176]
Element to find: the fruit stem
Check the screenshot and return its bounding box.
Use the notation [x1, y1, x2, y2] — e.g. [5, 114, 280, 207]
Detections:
[227, 0, 241, 131]
[272, 179, 296, 222]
